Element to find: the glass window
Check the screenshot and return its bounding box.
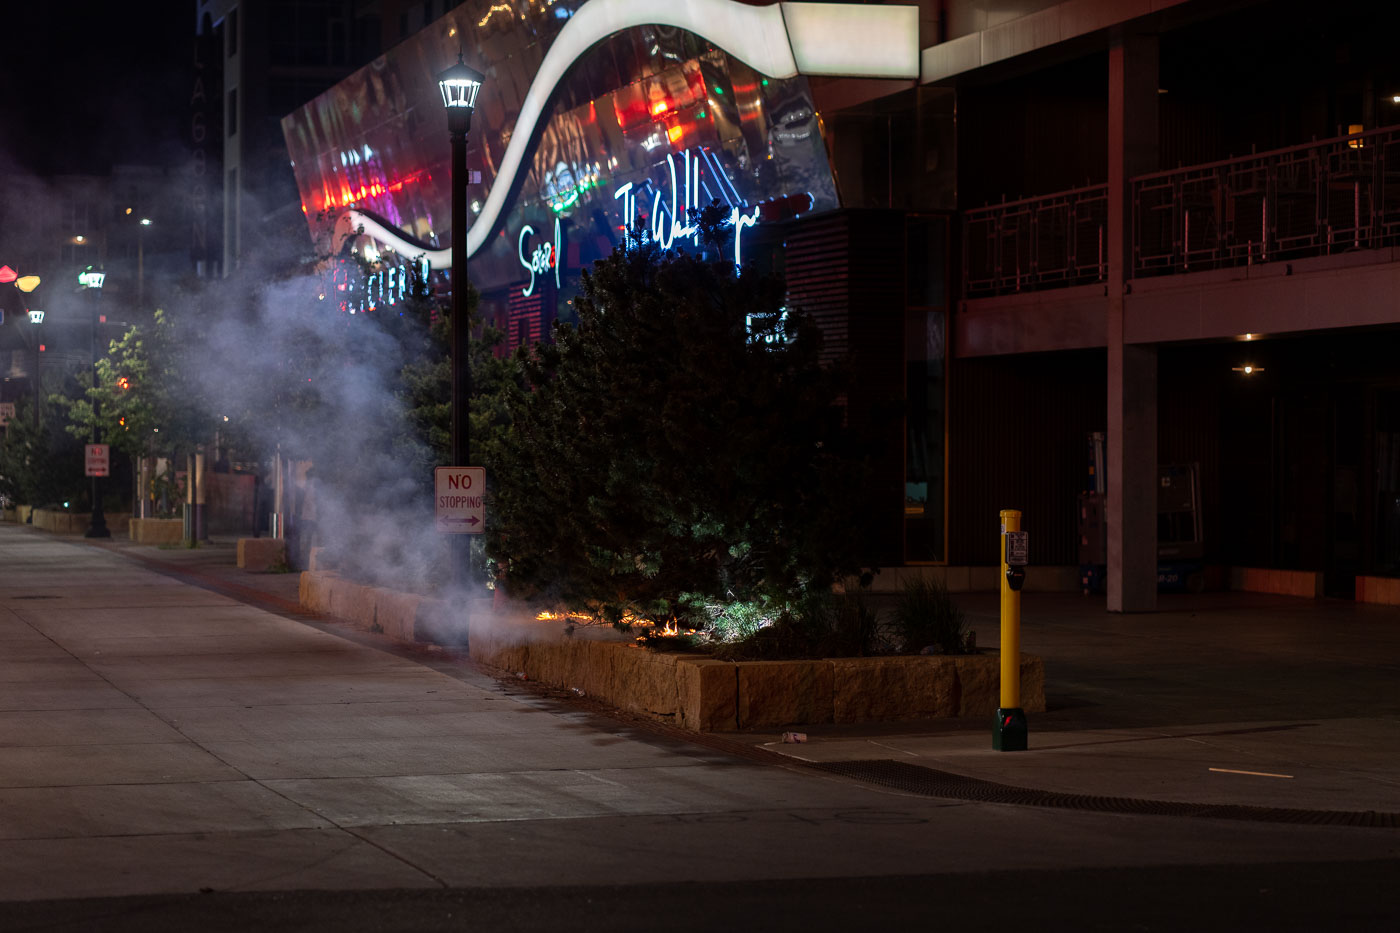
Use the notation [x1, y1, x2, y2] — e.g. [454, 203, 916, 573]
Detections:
[904, 216, 949, 562]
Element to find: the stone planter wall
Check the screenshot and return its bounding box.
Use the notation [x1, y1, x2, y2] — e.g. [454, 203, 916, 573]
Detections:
[297, 571, 1046, 732]
[1, 506, 16, 523]
[29, 510, 130, 536]
[1355, 576, 1400, 606]
[469, 623, 1045, 731]
[129, 518, 185, 545]
[32, 509, 92, 535]
[237, 538, 286, 572]
[1230, 567, 1323, 598]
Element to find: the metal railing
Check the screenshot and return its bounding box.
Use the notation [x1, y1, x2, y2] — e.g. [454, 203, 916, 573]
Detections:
[961, 124, 1400, 298]
[962, 184, 1108, 298]
[1135, 124, 1400, 275]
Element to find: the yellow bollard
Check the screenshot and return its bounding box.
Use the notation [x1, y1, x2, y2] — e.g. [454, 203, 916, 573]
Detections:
[995, 509, 1029, 751]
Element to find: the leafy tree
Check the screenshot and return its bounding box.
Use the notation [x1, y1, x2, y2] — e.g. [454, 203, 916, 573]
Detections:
[53, 307, 210, 462]
[488, 217, 871, 625]
[0, 391, 88, 509]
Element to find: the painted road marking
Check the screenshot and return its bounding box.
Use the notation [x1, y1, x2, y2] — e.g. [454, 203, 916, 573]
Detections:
[1209, 767, 1294, 779]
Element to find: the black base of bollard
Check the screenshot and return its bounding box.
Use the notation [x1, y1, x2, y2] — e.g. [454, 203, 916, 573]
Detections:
[993, 707, 1028, 751]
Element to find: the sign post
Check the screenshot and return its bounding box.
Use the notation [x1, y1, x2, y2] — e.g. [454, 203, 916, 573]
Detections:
[85, 444, 110, 478]
[435, 466, 485, 533]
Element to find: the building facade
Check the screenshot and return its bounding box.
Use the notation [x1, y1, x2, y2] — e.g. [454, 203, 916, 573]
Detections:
[278, 0, 1400, 606]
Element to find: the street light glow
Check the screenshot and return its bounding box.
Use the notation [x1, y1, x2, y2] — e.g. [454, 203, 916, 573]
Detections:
[140, 218, 152, 226]
[437, 58, 485, 114]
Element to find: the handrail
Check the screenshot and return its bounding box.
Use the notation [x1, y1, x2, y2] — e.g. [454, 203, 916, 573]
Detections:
[961, 122, 1400, 297]
[1132, 122, 1400, 277]
[963, 181, 1116, 218]
[962, 184, 1109, 298]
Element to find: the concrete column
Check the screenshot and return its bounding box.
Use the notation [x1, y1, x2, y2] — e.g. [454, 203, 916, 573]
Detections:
[1106, 31, 1159, 612]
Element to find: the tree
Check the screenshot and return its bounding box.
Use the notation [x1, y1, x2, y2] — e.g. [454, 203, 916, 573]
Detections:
[488, 217, 871, 625]
[392, 280, 520, 498]
[0, 390, 88, 510]
[53, 307, 210, 462]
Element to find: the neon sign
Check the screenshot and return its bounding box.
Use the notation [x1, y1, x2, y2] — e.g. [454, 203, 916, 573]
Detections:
[518, 217, 563, 297]
[28, 310, 44, 324]
[613, 148, 760, 268]
[78, 268, 105, 289]
[330, 256, 430, 314]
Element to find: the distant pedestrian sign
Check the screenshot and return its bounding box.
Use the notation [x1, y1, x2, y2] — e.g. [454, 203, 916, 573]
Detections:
[85, 444, 110, 477]
[435, 466, 485, 534]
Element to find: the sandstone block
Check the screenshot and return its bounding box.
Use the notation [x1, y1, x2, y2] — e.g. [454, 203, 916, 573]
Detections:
[955, 653, 1046, 716]
[581, 639, 620, 699]
[374, 589, 421, 640]
[954, 654, 999, 717]
[298, 571, 336, 614]
[737, 660, 833, 728]
[237, 537, 285, 572]
[415, 598, 469, 645]
[830, 656, 959, 722]
[610, 646, 680, 718]
[677, 658, 737, 731]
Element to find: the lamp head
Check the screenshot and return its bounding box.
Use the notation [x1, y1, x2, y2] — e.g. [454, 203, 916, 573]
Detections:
[438, 56, 484, 135]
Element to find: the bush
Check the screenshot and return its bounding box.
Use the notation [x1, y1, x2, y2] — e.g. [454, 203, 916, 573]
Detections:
[488, 217, 872, 624]
[891, 576, 968, 654]
[712, 591, 881, 660]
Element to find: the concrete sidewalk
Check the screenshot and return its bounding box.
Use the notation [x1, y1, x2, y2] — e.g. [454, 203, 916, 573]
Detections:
[3, 520, 1400, 929]
[742, 590, 1400, 814]
[44, 523, 1400, 817]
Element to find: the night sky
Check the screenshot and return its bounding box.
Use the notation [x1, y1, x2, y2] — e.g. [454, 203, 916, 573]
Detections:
[0, 1, 193, 176]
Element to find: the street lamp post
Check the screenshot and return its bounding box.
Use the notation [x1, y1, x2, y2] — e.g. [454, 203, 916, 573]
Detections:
[438, 55, 484, 588]
[137, 217, 151, 310]
[85, 289, 110, 539]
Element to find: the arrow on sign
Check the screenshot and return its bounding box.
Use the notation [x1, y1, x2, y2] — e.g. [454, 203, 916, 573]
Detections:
[443, 516, 481, 526]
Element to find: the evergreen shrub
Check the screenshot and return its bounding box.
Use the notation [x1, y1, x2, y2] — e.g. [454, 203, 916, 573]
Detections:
[488, 216, 872, 629]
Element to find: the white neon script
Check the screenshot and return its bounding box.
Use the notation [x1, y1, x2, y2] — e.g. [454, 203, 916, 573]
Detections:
[613, 149, 760, 268]
[518, 217, 563, 297]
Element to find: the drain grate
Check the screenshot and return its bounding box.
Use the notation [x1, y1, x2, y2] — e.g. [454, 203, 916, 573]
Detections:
[808, 759, 1400, 828]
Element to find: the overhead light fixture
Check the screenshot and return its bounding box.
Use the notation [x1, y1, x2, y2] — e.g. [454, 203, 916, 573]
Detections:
[1232, 364, 1264, 375]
